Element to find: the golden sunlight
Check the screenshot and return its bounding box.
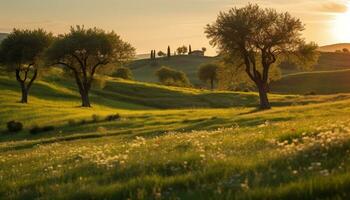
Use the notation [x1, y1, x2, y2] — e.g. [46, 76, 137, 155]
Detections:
[333, 3, 350, 42]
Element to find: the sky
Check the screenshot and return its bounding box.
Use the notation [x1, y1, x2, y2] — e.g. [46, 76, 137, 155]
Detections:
[0, 0, 350, 55]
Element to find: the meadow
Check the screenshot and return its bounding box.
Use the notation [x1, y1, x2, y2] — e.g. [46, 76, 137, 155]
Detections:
[1, 72, 350, 199]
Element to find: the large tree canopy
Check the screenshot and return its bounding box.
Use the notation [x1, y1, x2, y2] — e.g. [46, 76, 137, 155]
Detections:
[0, 29, 53, 103]
[46, 25, 135, 107]
[205, 4, 319, 109]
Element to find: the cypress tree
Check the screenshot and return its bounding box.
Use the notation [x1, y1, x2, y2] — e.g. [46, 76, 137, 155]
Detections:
[189, 45, 192, 54]
[167, 46, 171, 58]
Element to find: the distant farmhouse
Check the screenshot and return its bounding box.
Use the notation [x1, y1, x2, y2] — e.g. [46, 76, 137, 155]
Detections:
[189, 50, 205, 56]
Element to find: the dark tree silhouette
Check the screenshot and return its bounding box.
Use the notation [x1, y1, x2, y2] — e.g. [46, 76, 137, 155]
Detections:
[189, 45, 192, 54]
[206, 4, 319, 109]
[167, 46, 171, 58]
[158, 51, 166, 57]
[0, 29, 53, 103]
[46, 25, 135, 107]
[198, 63, 220, 90]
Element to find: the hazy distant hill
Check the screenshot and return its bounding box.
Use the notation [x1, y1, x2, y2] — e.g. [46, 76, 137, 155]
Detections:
[318, 43, 350, 52]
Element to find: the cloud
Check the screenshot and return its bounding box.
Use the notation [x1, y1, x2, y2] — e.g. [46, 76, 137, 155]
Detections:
[319, 1, 348, 13]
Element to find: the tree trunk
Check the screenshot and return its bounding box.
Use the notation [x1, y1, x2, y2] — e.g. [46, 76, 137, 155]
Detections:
[210, 79, 214, 90]
[80, 90, 91, 107]
[257, 83, 271, 110]
[20, 85, 28, 103]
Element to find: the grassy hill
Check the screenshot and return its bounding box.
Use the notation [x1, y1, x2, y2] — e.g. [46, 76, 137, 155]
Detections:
[128, 52, 350, 94]
[318, 43, 350, 52]
[2, 73, 350, 199]
[271, 69, 350, 94]
[128, 55, 217, 85]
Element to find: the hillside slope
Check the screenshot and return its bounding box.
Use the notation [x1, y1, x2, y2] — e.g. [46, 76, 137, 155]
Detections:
[271, 69, 350, 94]
[128, 53, 350, 94]
[2, 74, 350, 199]
[318, 43, 350, 52]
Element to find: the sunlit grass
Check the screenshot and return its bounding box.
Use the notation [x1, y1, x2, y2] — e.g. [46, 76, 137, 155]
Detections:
[1, 74, 350, 199]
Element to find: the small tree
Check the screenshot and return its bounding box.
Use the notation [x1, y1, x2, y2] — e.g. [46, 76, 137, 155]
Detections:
[198, 63, 220, 90]
[0, 29, 53, 103]
[113, 66, 133, 80]
[189, 45, 192, 54]
[167, 46, 171, 58]
[177, 45, 188, 55]
[46, 25, 135, 107]
[206, 4, 318, 109]
[343, 48, 349, 53]
[158, 51, 166, 57]
[202, 47, 207, 55]
[155, 66, 191, 87]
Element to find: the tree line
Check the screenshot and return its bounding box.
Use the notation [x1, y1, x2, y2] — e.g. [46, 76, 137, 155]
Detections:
[0, 4, 319, 110]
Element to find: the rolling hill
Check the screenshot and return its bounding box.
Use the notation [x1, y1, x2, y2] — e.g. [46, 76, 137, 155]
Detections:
[2, 71, 350, 199]
[318, 43, 350, 52]
[127, 52, 350, 94]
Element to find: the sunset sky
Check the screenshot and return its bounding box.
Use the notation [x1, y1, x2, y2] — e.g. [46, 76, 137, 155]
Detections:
[0, 0, 350, 55]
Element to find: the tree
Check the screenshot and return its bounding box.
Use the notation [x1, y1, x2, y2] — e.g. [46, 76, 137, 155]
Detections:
[113, 66, 133, 80]
[0, 29, 53, 103]
[202, 47, 207, 55]
[343, 48, 349, 53]
[155, 66, 191, 87]
[205, 4, 318, 109]
[158, 51, 166, 57]
[198, 63, 220, 90]
[46, 25, 135, 107]
[167, 46, 171, 58]
[189, 45, 192, 54]
[177, 45, 188, 55]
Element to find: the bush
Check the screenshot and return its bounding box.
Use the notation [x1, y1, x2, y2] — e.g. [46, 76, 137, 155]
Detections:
[7, 121, 23, 133]
[106, 114, 121, 121]
[30, 125, 55, 135]
[113, 67, 133, 80]
[155, 66, 191, 87]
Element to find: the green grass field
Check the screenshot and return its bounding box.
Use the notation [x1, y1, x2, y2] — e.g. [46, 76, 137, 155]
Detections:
[2, 72, 350, 199]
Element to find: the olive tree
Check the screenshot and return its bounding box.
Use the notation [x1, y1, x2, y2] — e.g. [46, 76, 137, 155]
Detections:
[198, 63, 220, 90]
[205, 4, 318, 109]
[0, 29, 53, 103]
[46, 26, 135, 107]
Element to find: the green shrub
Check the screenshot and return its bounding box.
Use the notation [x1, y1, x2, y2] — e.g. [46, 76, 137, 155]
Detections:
[113, 67, 133, 80]
[155, 66, 191, 87]
[7, 121, 23, 133]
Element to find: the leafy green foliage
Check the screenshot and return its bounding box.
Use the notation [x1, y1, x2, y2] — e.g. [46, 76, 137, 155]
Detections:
[0, 29, 53, 103]
[206, 4, 319, 109]
[45, 25, 135, 107]
[113, 66, 133, 80]
[155, 66, 191, 87]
